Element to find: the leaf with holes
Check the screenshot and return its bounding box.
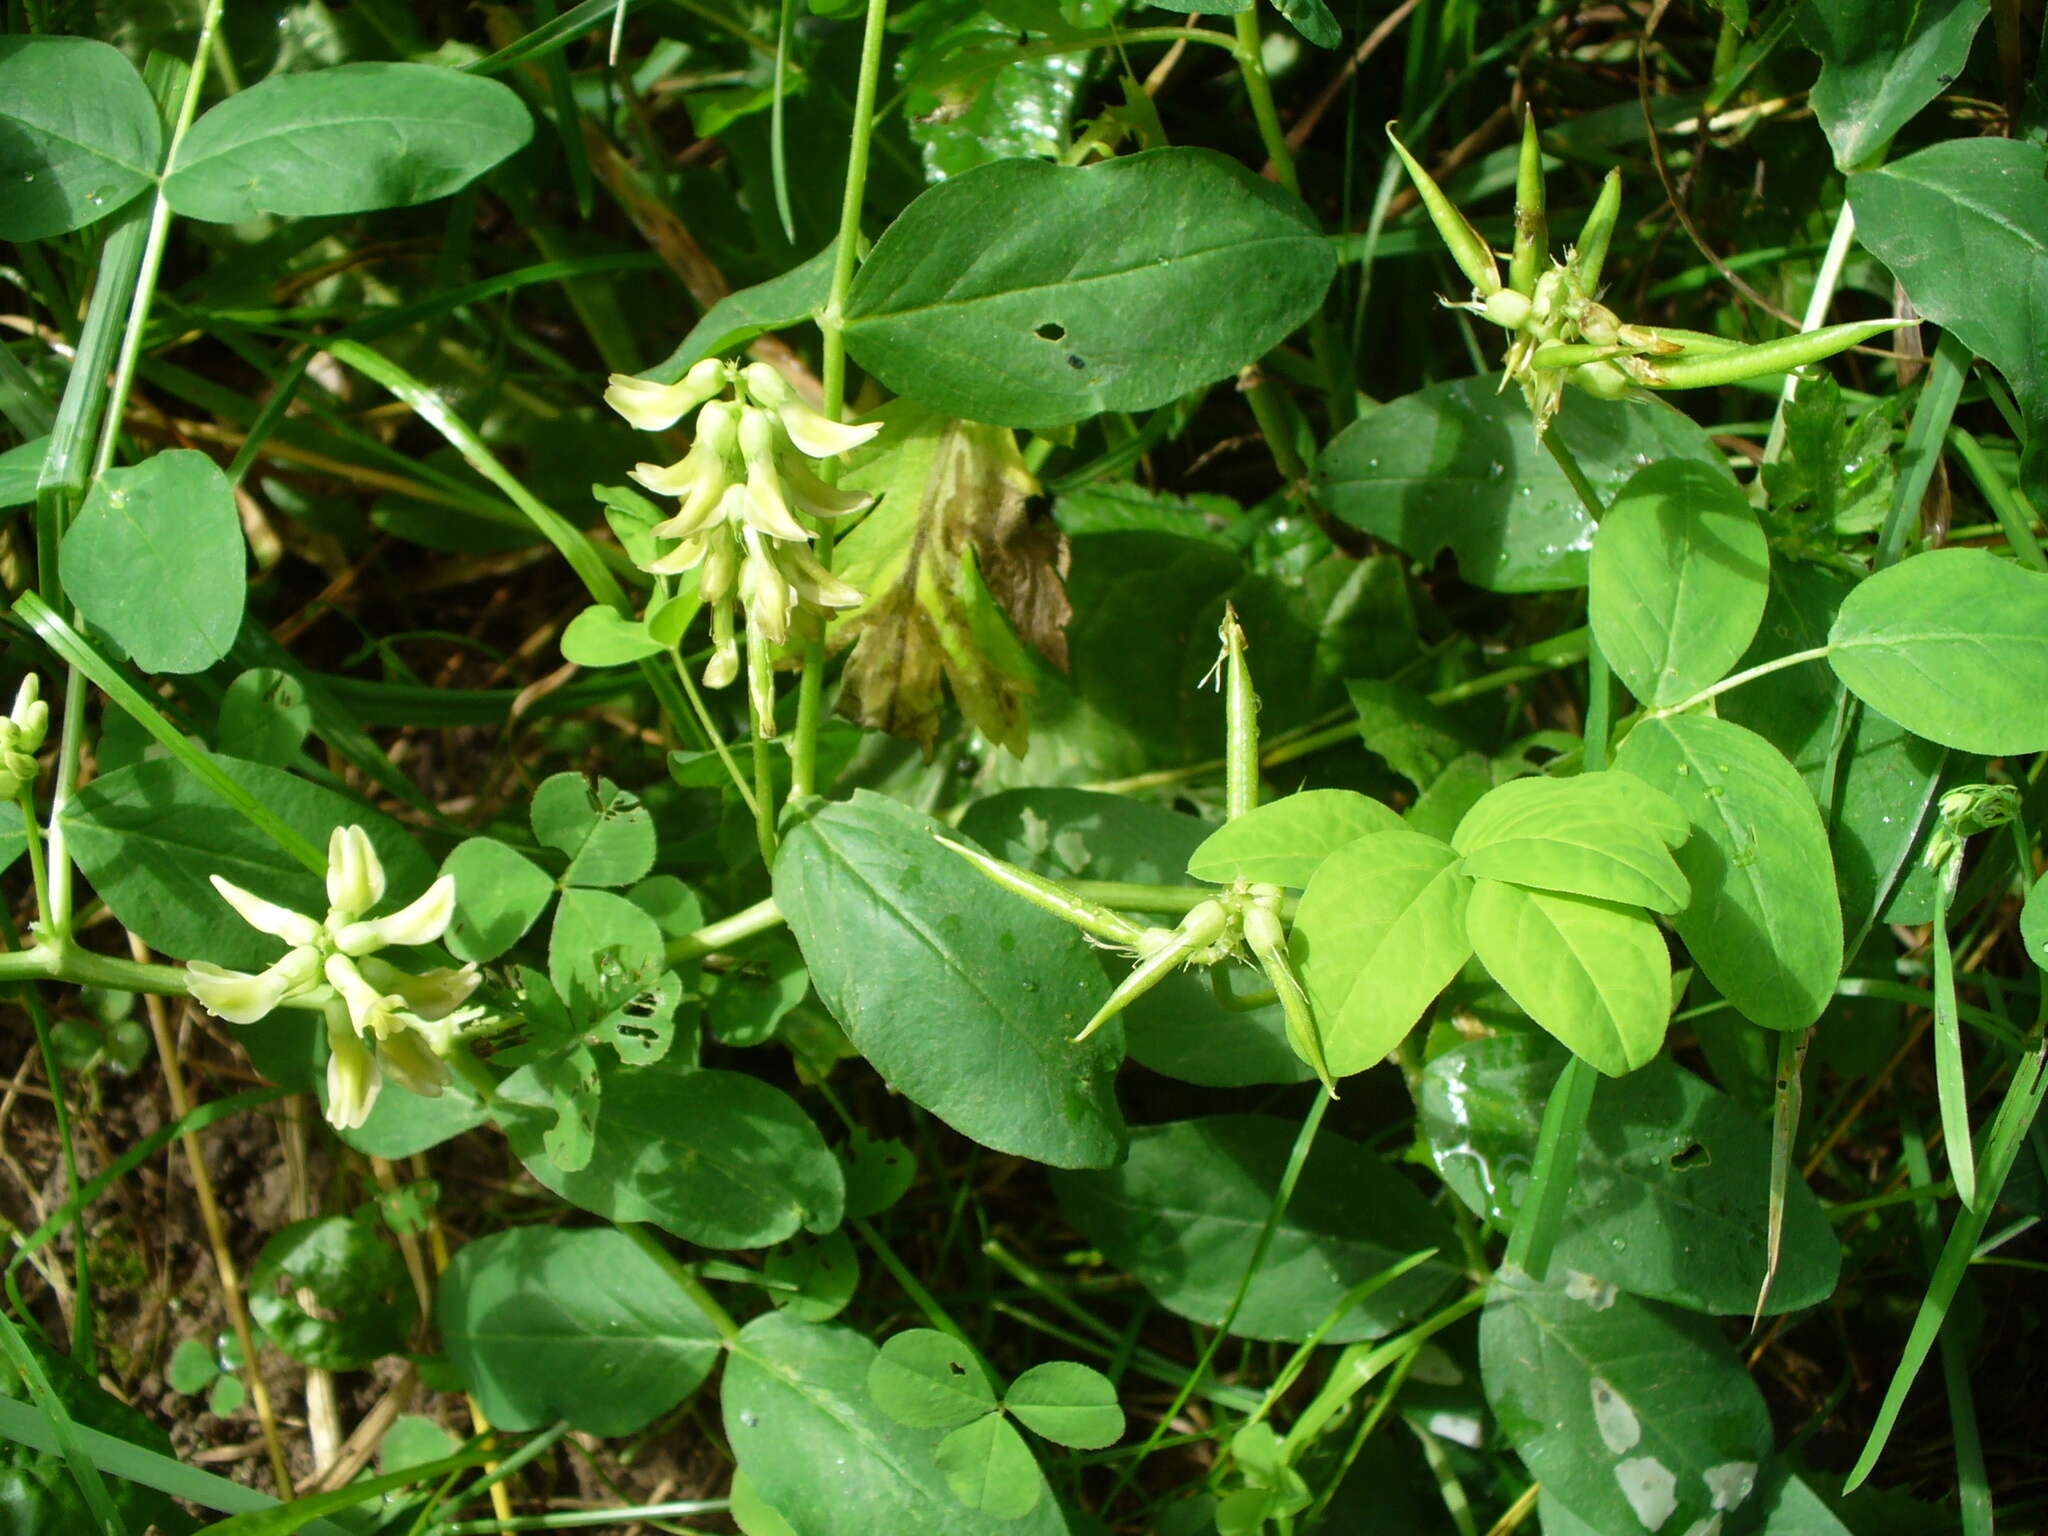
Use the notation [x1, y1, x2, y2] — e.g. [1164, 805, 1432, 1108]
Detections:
[532, 772, 656, 888]
[843, 148, 1333, 429]
[868, 1330, 999, 1430]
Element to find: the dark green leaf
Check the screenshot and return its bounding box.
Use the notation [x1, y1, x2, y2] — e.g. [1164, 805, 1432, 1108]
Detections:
[1588, 459, 1769, 708]
[1314, 378, 1734, 593]
[1420, 1034, 1841, 1314]
[644, 240, 837, 383]
[499, 1059, 845, 1249]
[1827, 547, 2048, 755]
[1051, 1114, 1459, 1342]
[868, 1329, 999, 1429]
[0, 437, 47, 509]
[1482, 1267, 1773, 1536]
[724, 1314, 1069, 1536]
[439, 1225, 720, 1434]
[934, 1414, 1041, 1518]
[776, 793, 1127, 1167]
[844, 148, 1334, 429]
[216, 668, 312, 767]
[441, 837, 554, 964]
[1004, 1361, 1124, 1448]
[1799, 0, 1989, 171]
[249, 1216, 416, 1370]
[0, 37, 160, 240]
[765, 1229, 860, 1322]
[164, 63, 532, 221]
[60, 450, 245, 674]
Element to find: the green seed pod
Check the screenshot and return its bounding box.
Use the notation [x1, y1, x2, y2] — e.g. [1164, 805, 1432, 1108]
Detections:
[1386, 124, 1501, 298]
[1509, 108, 1549, 299]
[933, 835, 1149, 948]
[1216, 606, 1259, 823]
[1072, 930, 1198, 1044]
[1573, 169, 1622, 293]
[1241, 905, 1336, 1098]
[1629, 318, 1898, 390]
[1482, 289, 1533, 330]
[1567, 360, 1635, 400]
[1530, 341, 1644, 371]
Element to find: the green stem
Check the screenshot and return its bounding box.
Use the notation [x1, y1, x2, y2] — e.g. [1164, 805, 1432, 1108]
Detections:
[1540, 433, 1614, 771]
[1503, 1053, 1596, 1280]
[1649, 645, 1835, 719]
[665, 896, 786, 965]
[1929, 870, 1977, 1208]
[671, 655, 761, 819]
[1233, 10, 1298, 199]
[0, 941, 194, 995]
[751, 728, 778, 865]
[793, 0, 891, 804]
[850, 1216, 997, 1378]
[1759, 198, 1859, 469]
[15, 791, 52, 942]
[618, 1224, 740, 1342]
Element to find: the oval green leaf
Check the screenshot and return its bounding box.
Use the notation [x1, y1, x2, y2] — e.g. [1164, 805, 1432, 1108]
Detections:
[164, 62, 532, 222]
[499, 1059, 845, 1249]
[439, 1225, 721, 1434]
[868, 1329, 999, 1430]
[1827, 547, 2048, 755]
[935, 1415, 1041, 1519]
[1290, 829, 1473, 1077]
[532, 771, 656, 889]
[0, 37, 161, 240]
[843, 148, 1335, 430]
[724, 1313, 1069, 1536]
[775, 792, 1127, 1168]
[1313, 378, 1734, 593]
[1050, 1114, 1459, 1343]
[1420, 1033, 1841, 1314]
[1464, 879, 1671, 1075]
[1005, 1362, 1124, 1450]
[60, 450, 246, 675]
[1588, 459, 1769, 708]
[1482, 1267, 1773, 1536]
[441, 837, 554, 963]
[1616, 715, 1843, 1031]
[1453, 773, 1691, 913]
[1186, 789, 1404, 888]
[1799, 0, 1988, 172]
[249, 1216, 416, 1370]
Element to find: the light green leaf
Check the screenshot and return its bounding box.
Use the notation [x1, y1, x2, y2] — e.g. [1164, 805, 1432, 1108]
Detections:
[843, 147, 1334, 429]
[1464, 880, 1670, 1075]
[1588, 459, 1769, 708]
[0, 37, 161, 240]
[249, 1217, 415, 1370]
[439, 1225, 720, 1434]
[1482, 1267, 1773, 1536]
[1314, 377, 1735, 593]
[0, 435, 48, 508]
[725, 1314, 1070, 1536]
[62, 755, 433, 970]
[1005, 1362, 1124, 1449]
[165, 62, 532, 222]
[560, 605, 665, 666]
[1420, 1034, 1841, 1315]
[1616, 715, 1843, 1031]
[2024, 872, 2048, 974]
[500, 1058, 844, 1249]
[216, 668, 312, 768]
[1289, 829, 1473, 1077]
[166, 1339, 218, 1395]
[765, 1229, 859, 1323]
[548, 886, 663, 1022]
[1827, 547, 2048, 755]
[868, 1330, 999, 1430]
[1454, 773, 1691, 913]
[1185, 789, 1404, 888]
[1850, 139, 2048, 501]
[60, 450, 245, 675]
[1051, 1114, 1458, 1343]
[441, 837, 554, 963]
[934, 1414, 1042, 1518]
[775, 793, 1127, 1169]
[532, 771, 656, 889]
[1799, 0, 1989, 171]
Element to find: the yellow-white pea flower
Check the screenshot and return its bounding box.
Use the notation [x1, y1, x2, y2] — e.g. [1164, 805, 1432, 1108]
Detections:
[0, 673, 50, 801]
[604, 358, 728, 432]
[741, 363, 881, 457]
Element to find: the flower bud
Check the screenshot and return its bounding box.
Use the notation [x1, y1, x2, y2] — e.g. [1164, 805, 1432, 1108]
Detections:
[8, 675, 47, 753]
[743, 363, 882, 458]
[325, 825, 386, 919]
[736, 408, 813, 542]
[1482, 289, 1533, 330]
[188, 958, 296, 1024]
[323, 1007, 381, 1130]
[604, 358, 728, 432]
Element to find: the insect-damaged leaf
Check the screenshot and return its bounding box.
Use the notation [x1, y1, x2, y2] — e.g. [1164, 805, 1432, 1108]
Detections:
[832, 405, 1070, 757]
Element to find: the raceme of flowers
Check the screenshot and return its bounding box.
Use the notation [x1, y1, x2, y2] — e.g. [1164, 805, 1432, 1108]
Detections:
[0, 675, 49, 801]
[185, 827, 483, 1130]
[604, 359, 880, 733]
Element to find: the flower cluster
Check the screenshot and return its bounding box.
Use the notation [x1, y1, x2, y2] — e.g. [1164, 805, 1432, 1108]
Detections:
[186, 827, 483, 1130]
[0, 676, 49, 801]
[1388, 114, 1894, 437]
[604, 359, 880, 732]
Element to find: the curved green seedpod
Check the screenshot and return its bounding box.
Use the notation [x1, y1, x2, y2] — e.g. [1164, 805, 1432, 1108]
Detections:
[1529, 341, 1648, 370]
[1242, 904, 1335, 1098]
[933, 834, 1149, 948]
[1572, 169, 1622, 292]
[1626, 317, 1899, 389]
[1509, 108, 1548, 298]
[1386, 123, 1501, 298]
[1072, 900, 1231, 1044]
